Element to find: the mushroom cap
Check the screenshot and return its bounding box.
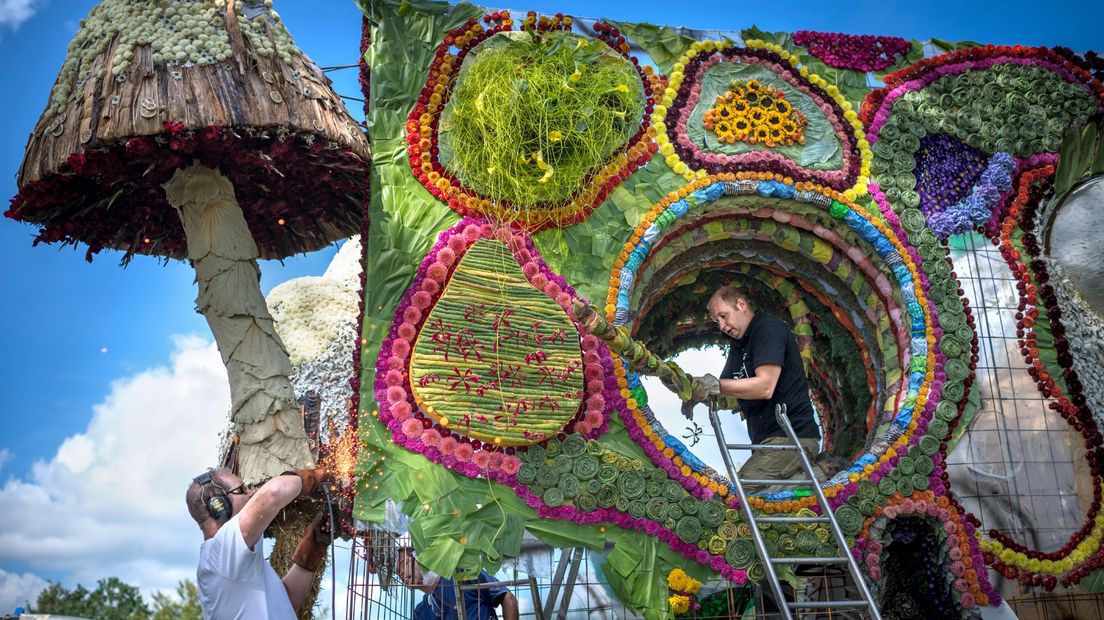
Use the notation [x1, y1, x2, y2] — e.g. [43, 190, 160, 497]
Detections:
[8, 0, 370, 261]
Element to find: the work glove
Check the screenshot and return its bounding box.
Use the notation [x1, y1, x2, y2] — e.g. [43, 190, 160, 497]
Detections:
[282, 468, 332, 499]
[679, 374, 720, 420]
[291, 511, 333, 572]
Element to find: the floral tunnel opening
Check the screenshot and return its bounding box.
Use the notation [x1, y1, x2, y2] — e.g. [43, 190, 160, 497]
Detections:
[628, 254, 880, 472]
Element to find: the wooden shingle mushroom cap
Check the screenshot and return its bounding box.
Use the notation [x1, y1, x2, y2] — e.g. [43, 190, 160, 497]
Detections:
[9, 0, 370, 261]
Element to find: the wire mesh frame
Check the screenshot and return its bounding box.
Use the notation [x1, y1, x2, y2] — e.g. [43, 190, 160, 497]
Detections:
[946, 233, 1088, 594]
[346, 527, 416, 620]
[345, 527, 885, 619]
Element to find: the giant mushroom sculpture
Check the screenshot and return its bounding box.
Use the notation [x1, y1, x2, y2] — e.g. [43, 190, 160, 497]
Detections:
[7, 0, 371, 486]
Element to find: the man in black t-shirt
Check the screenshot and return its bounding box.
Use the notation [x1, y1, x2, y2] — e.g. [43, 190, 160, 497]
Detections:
[686, 285, 821, 493]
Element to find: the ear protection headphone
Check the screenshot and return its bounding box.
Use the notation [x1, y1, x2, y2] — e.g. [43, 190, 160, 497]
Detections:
[194, 471, 232, 523]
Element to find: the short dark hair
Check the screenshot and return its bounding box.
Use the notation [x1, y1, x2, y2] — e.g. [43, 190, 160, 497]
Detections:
[711, 285, 751, 310]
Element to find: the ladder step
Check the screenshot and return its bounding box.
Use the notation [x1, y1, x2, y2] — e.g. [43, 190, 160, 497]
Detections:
[788, 600, 872, 610]
[727, 443, 798, 451]
[741, 478, 814, 486]
[770, 556, 849, 564]
[757, 516, 830, 524]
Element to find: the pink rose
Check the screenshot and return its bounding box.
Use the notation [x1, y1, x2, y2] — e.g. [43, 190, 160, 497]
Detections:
[391, 339, 411, 357]
[421, 278, 441, 295]
[398, 323, 417, 340]
[421, 429, 442, 446]
[391, 402, 413, 421]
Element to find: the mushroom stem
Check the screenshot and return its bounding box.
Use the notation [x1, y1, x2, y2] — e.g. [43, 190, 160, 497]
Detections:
[164, 163, 313, 485]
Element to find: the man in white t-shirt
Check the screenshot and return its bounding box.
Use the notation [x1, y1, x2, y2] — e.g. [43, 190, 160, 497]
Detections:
[186, 467, 331, 620]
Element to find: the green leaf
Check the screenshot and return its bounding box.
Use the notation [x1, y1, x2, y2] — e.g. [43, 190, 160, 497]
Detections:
[609, 21, 697, 76]
[1084, 567, 1104, 593]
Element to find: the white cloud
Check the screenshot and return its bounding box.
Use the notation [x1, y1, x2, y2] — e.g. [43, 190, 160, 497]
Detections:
[0, 448, 11, 473]
[639, 347, 753, 475]
[0, 335, 231, 604]
[0, 0, 39, 30]
[0, 569, 49, 613]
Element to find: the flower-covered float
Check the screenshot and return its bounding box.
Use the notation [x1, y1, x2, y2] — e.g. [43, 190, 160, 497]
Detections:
[349, 1, 1104, 616]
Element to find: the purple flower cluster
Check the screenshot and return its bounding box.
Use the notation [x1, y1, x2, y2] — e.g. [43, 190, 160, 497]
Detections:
[928, 151, 1016, 238]
[914, 134, 989, 220]
[792, 30, 912, 73]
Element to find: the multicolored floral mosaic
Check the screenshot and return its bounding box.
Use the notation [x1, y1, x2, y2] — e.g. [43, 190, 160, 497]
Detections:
[651, 39, 872, 199]
[405, 12, 660, 231]
[861, 44, 1104, 595]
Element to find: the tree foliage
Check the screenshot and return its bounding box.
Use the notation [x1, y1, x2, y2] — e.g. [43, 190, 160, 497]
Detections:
[32, 577, 202, 620]
[33, 577, 149, 619]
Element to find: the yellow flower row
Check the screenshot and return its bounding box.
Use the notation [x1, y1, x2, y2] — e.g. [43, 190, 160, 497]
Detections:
[977, 496, 1104, 576]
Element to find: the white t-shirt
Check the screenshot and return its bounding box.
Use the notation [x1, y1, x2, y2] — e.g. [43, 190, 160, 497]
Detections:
[197, 514, 296, 620]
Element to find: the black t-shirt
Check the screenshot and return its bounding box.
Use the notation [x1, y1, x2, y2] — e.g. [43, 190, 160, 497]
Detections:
[720, 313, 820, 443]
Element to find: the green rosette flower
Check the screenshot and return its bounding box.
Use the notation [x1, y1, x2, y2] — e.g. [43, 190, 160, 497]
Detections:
[857, 480, 878, 503]
[596, 485, 618, 509]
[561, 434, 587, 456]
[718, 521, 740, 541]
[646, 498, 668, 521]
[662, 480, 685, 501]
[545, 437, 562, 456]
[559, 473, 581, 498]
[553, 454, 574, 474]
[877, 476, 897, 497]
[537, 466, 559, 489]
[919, 435, 941, 456]
[526, 445, 546, 464]
[942, 381, 965, 402]
[574, 492, 597, 513]
[928, 419, 949, 441]
[795, 529, 820, 555]
[835, 503, 865, 536]
[944, 358, 971, 383]
[708, 535, 728, 555]
[627, 499, 646, 518]
[618, 470, 647, 499]
[597, 464, 619, 485]
[573, 454, 600, 480]
[544, 487, 565, 508]
[699, 500, 727, 528]
[676, 517, 703, 544]
[517, 463, 538, 485]
[725, 538, 757, 568]
[679, 496, 699, 515]
[666, 504, 684, 521]
[914, 456, 935, 477]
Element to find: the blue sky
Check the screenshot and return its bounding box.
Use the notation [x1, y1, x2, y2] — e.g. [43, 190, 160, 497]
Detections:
[0, 0, 1100, 613]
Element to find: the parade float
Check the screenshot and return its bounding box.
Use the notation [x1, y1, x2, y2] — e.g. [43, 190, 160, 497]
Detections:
[9, 0, 1104, 617]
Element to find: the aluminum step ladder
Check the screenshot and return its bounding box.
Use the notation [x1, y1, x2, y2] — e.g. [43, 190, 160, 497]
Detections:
[707, 401, 882, 620]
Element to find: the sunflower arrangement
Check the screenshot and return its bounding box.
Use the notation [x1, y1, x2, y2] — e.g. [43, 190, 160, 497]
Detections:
[703, 79, 807, 147]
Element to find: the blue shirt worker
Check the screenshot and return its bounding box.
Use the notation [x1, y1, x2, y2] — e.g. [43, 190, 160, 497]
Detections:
[397, 547, 519, 620]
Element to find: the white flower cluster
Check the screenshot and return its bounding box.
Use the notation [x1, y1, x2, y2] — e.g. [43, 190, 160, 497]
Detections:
[45, 0, 301, 122]
[1042, 256, 1104, 428]
[268, 275, 358, 366]
[265, 236, 363, 443]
